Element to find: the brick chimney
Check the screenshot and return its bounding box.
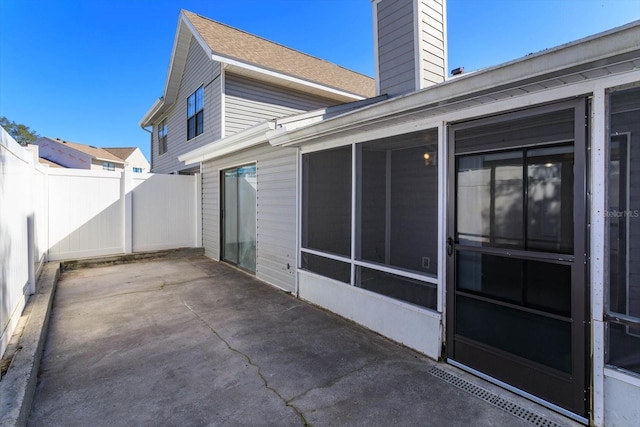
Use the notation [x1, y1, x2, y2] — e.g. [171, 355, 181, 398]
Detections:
[373, 0, 447, 97]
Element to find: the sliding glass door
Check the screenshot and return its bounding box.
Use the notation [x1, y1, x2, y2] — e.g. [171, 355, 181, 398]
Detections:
[222, 164, 257, 272]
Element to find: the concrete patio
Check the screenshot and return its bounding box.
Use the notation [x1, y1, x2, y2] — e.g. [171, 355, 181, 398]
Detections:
[8, 253, 579, 426]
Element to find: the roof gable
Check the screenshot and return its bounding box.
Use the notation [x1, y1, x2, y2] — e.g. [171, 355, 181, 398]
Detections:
[183, 11, 374, 99]
[103, 147, 137, 161]
[141, 9, 375, 127]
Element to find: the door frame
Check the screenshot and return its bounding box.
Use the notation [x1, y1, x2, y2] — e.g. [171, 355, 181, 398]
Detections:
[220, 162, 258, 273]
[445, 99, 589, 421]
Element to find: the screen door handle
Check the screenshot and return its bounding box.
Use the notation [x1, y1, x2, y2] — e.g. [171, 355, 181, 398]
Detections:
[447, 237, 454, 256]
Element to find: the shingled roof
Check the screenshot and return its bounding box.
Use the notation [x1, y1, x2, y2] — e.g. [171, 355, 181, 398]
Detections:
[184, 10, 375, 98]
[41, 137, 125, 163]
[103, 147, 137, 160]
[141, 10, 376, 128]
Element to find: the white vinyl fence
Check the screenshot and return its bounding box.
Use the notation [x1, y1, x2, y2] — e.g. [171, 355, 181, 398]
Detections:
[1, 130, 48, 358]
[47, 170, 200, 260]
[1, 127, 201, 358]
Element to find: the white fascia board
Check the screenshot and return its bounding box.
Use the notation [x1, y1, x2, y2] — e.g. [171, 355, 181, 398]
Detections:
[270, 95, 389, 144]
[165, 13, 213, 99]
[141, 11, 213, 129]
[180, 12, 214, 60]
[269, 20, 640, 147]
[143, 15, 187, 126]
[212, 53, 366, 102]
[139, 97, 164, 128]
[276, 113, 329, 132]
[276, 108, 330, 126]
[163, 14, 189, 97]
[163, 12, 211, 103]
[179, 121, 275, 165]
[94, 156, 126, 165]
[276, 95, 388, 129]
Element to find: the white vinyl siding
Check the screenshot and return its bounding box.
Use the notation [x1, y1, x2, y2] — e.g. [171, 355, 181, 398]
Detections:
[201, 144, 297, 292]
[224, 74, 338, 137]
[376, 0, 416, 97]
[420, 0, 446, 85]
[152, 37, 222, 173]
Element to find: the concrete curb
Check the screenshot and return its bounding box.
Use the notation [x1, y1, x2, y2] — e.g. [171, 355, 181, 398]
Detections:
[0, 262, 60, 427]
[61, 247, 205, 271]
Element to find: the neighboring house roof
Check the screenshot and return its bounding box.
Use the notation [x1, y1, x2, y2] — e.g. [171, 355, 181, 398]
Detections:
[183, 10, 375, 99]
[103, 147, 138, 160]
[141, 10, 375, 127]
[38, 157, 65, 168]
[36, 137, 126, 164]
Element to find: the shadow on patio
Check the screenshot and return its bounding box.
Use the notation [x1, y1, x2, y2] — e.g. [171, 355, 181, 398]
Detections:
[27, 254, 577, 426]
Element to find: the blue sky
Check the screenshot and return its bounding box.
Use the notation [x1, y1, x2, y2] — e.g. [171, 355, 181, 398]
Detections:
[1, 0, 638, 162]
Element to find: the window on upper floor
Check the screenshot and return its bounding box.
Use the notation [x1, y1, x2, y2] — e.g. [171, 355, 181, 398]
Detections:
[133, 167, 143, 173]
[158, 119, 168, 155]
[102, 162, 115, 171]
[187, 86, 204, 140]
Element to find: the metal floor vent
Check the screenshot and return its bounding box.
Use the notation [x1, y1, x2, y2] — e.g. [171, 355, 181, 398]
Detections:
[428, 366, 563, 427]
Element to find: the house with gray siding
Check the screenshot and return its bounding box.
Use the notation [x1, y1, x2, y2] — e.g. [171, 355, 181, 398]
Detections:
[156, 0, 640, 425]
[139, 10, 375, 175]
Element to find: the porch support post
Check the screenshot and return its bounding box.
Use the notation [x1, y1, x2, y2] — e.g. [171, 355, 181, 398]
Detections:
[437, 121, 447, 357]
[195, 172, 202, 247]
[590, 87, 606, 427]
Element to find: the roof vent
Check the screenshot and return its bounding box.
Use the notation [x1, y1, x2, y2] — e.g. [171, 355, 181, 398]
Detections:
[451, 67, 464, 76]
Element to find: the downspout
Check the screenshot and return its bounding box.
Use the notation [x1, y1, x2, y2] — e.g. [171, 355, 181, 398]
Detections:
[139, 96, 164, 173]
[140, 126, 153, 172]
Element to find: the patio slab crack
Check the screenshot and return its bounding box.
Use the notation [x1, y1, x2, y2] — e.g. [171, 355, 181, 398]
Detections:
[181, 300, 311, 426]
[286, 360, 373, 406]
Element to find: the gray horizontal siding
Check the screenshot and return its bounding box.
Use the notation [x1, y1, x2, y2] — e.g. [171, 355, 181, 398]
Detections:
[420, 0, 445, 85]
[201, 143, 298, 292]
[224, 74, 337, 137]
[152, 37, 222, 173]
[377, 0, 416, 96]
[202, 160, 220, 259]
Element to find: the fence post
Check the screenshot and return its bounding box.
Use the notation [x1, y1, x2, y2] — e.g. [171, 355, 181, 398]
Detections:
[121, 170, 133, 254]
[27, 215, 35, 295]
